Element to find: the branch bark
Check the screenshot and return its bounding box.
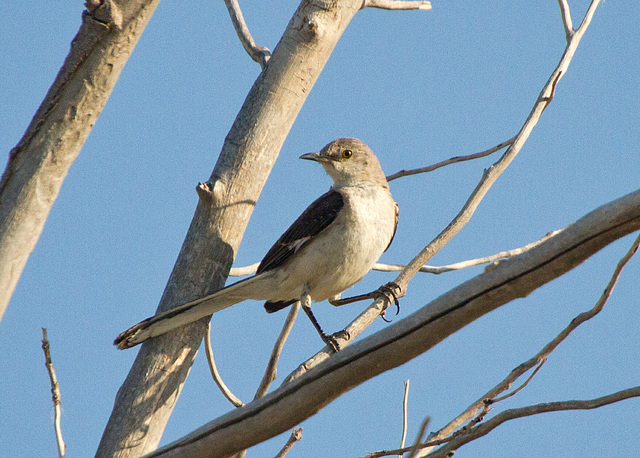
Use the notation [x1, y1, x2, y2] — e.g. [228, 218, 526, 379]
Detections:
[0, 0, 160, 321]
[97, 1, 369, 456]
[147, 188, 640, 457]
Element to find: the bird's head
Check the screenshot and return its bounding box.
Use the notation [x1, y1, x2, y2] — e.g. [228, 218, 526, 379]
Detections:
[300, 138, 388, 188]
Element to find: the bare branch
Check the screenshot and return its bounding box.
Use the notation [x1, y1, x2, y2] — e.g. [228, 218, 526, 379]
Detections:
[229, 262, 261, 277]
[427, 386, 640, 458]
[0, 0, 160, 321]
[558, 0, 574, 41]
[204, 322, 244, 408]
[407, 417, 431, 458]
[361, 0, 432, 10]
[41, 329, 65, 458]
[275, 428, 303, 458]
[254, 303, 300, 399]
[420, 230, 640, 456]
[373, 229, 564, 274]
[385, 136, 515, 182]
[223, 0, 271, 68]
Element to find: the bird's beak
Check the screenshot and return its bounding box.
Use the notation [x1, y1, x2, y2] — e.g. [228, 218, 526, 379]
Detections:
[300, 152, 330, 163]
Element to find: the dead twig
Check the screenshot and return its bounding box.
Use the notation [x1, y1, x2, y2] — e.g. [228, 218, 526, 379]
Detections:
[41, 328, 65, 458]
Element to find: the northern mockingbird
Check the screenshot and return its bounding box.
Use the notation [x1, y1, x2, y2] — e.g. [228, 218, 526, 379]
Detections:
[115, 138, 399, 350]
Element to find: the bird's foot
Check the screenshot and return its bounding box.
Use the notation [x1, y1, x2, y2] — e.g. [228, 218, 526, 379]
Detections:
[321, 329, 350, 352]
[375, 282, 402, 322]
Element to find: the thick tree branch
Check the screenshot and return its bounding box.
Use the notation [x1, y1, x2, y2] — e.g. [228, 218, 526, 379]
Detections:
[147, 187, 640, 457]
[0, 0, 160, 322]
[223, 0, 271, 68]
[98, 1, 371, 455]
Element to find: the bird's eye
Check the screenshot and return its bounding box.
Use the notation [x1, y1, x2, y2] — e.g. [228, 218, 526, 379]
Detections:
[342, 149, 353, 159]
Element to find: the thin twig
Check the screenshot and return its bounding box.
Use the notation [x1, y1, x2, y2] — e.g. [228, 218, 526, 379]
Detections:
[386, 136, 515, 182]
[204, 322, 244, 407]
[362, 0, 432, 10]
[558, 0, 574, 41]
[41, 328, 65, 458]
[420, 229, 640, 456]
[427, 386, 640, 458]
[254, 303, 300, 399]
[274, 428, 303, 458]
[399, 380, 410, 456]
[223, 0, 271, 68]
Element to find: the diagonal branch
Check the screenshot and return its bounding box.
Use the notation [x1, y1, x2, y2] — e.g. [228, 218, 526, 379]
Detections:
[223, 0, 271, 68]
[285, 0, 602, 377]
[385, 136, 515, 182]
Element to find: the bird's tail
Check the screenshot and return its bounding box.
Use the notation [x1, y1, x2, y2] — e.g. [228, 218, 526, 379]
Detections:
[114, 276, 260, 349]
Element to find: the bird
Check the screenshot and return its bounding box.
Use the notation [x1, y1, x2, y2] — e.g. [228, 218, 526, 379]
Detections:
[115, 138, 399, 350]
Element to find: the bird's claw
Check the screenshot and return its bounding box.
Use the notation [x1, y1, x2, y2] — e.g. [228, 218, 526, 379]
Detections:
[376, 282, 402, 321]
[322, 330, 350, 352]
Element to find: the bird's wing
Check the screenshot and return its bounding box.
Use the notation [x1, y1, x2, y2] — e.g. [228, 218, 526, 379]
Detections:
[384, 200, 399, 253]
[257, 189, 344, 274]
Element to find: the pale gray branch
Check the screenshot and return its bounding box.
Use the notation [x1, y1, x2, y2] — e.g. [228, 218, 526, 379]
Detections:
[558, 0, 574, 41]
[41, 328, 65, 458]
[361, 0, 432, 10]
[0, 0, 160, 322]
[223, 0, 271, 68]
[254, 303, 300, 400]
[204, 322, 244, 407]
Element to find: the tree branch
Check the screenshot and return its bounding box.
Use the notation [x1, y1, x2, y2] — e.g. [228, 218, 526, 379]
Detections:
[385, 136, 515, 182]
[146, 187, 640, 457]
[223, 0, 271, 68]
[204, 322, 244, 407]
[41, 328, 65, 458]
[0, 0, 160, 322]
[254, 303, 300, 399]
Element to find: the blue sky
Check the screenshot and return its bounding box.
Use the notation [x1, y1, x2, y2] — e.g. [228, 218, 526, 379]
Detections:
[2, 1, 639, 456]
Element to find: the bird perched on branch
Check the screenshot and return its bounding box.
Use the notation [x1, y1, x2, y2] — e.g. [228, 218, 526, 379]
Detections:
[115, 138, 399, 350]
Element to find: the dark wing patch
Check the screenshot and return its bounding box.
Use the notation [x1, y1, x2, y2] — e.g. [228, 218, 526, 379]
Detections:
[264, 299, 298, 313]
[384, 201, 399, 253]
[257, 190, 344, 274]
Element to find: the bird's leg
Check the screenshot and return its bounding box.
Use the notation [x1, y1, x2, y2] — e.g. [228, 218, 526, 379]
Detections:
[300, 289, 343, 352]
[330, 282, 402, 321]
